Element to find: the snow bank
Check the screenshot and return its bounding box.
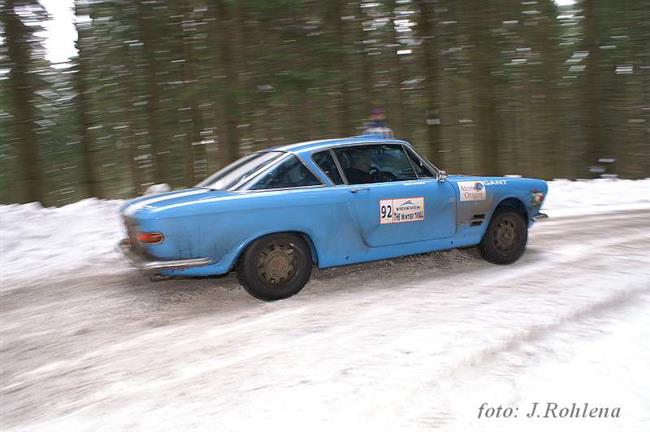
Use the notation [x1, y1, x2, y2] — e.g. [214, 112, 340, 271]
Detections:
[1, 179, 649, 288]
[0, 199, 125, 288]
[545, 178, 650, 217]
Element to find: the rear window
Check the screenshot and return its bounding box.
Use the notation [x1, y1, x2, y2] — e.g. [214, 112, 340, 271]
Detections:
[248, 156, 322, 190]
[197, 152, 284, 190]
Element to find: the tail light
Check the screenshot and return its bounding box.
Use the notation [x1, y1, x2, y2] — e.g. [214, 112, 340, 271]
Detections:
[137, 232, 164, 244]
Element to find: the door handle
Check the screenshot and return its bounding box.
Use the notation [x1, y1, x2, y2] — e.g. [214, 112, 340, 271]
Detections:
[350, 187, 370, 193]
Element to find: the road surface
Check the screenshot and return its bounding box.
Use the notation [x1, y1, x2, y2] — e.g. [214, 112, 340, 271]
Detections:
[1, 209, 649, 431]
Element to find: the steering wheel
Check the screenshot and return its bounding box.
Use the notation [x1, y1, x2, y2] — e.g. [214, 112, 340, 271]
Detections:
[369, 168, 396, 182]
[379, 171, 397, 182]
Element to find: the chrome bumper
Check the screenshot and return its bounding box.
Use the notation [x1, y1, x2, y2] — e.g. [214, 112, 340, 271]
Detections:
[117, 239, 212, 273]
[532, 212, 549, 221]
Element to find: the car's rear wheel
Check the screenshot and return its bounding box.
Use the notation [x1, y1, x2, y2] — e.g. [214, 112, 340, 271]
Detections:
[236, 233, 312, 301]
[478, 208, 528, 265]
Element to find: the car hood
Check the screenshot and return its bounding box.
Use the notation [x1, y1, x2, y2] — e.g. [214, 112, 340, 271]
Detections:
[446, 174, 542, 185]
[120, 188, 233, 217]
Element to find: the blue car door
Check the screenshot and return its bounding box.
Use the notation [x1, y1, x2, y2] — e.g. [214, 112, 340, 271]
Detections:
[335, 144, 456, 248]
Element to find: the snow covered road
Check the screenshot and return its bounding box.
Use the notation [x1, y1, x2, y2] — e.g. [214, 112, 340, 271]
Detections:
[1, 209, 649, 431]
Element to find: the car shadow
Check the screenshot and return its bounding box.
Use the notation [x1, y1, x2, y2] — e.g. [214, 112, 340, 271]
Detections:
[110, 246, 529, 322]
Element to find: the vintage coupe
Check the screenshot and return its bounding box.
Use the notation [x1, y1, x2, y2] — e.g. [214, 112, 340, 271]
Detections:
[119, 135, 548, 300]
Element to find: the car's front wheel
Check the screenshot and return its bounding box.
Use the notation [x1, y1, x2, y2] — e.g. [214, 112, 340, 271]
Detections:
[478, 208, 528, 265]
[236, 233, 312, 301]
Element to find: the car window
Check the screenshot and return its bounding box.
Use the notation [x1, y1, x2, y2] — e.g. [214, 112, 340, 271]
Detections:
[405, 147, 435, 178]
[197, 151, 284, 190]
[248, 156, 322, 190]
[312, 151, 344, 185]
[334, 144, 417, 185]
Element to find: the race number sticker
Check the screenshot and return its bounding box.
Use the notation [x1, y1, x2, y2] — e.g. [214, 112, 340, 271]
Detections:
[379, 197, 425, 224]
[458, 181, 486, 202]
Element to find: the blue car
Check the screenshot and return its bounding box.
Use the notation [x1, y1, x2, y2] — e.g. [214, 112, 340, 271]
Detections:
[119, 135, 548, 300]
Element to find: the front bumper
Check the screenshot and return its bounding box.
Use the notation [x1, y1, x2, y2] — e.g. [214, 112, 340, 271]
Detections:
[117, 239, 212, 273]
[532, 212, 549, 221]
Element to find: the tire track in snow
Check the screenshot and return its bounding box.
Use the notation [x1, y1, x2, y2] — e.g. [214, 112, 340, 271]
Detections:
[1, 210, 649, 431]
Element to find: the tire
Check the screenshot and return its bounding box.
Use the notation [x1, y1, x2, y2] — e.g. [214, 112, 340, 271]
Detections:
[478, 208, 528, 265]
[236, 233, 312, 301]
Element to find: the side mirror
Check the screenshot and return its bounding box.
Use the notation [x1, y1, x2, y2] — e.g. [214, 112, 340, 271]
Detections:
[437, 170, 448, 182]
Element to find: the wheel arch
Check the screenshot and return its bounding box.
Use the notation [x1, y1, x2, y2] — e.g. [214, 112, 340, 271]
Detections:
[230, 230, 320, 272]
[479, 196, 530, 264]
[492, 197, 529, 222]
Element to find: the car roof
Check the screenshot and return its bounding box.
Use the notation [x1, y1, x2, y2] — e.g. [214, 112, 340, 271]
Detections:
[264, 134, 412, 155]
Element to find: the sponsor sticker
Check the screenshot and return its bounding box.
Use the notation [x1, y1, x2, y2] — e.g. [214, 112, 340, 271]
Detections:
[483, 180, 507, 186]
[379, 197, 425, 224]
[458, 181, 487, 201]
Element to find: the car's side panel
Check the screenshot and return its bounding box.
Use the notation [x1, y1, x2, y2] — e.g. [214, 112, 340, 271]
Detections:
[141, 182, 464, 277]
[133, 177, 546, 278]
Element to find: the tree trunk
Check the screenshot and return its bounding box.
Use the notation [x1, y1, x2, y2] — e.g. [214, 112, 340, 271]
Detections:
[467, 0, 499, 175]
[175, 0, 206, 185]
[121, 41, 144, 195]
[74, 0, 102, 198]
[415, 0, 442, 163]
[387, 0, 407, 140]
[537, 0, 564, 179]
[136, 0, 166, 184]
[357, 2, 374, 117]
[582, 0, 604, 176]
[2, 0, 45, 204]
[214, 0, 241, 163]
[328, 0, 352, 136]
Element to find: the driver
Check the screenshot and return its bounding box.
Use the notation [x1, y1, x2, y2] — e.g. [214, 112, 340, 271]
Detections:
[345, 150, 374, 184]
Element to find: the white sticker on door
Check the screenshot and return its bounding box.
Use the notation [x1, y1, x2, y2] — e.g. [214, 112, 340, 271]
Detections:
[379, 197, 425, 224]
[458, 181, 486, 202]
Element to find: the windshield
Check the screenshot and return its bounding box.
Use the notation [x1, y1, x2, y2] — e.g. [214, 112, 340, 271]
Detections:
[197, 151, 285, 190]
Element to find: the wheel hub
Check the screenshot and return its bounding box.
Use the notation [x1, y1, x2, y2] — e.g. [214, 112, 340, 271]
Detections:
[493, 219, 517, 251]
[257, 243, 296, 285]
